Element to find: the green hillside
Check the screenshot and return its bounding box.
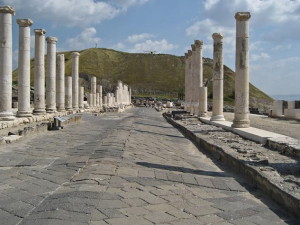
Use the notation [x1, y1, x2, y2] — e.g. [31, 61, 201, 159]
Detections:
[12, 47, 273, 108]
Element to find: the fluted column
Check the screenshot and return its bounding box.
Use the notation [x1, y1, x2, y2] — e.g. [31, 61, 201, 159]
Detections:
[16, 19, 33, 117]
[72, 52, 80, 110]
[79, 86, 84, 109]
[33, 29, 46, 115]
[65, 76, 72, 110]
[211, 33, 225, 121]
[232, 12, 251, 128]
[184, 52, 189, 111]
[46, 36, 57, 113]
[56, 54, 65, 112]
[0, 6, 15, 121]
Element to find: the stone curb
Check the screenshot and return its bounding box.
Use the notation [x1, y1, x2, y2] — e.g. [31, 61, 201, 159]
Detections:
[163, 113, 300, 217]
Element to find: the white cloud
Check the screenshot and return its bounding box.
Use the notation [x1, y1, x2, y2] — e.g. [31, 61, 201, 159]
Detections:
[272, 44, 292, 51]
[251, 57, 300, 95]
[251, 52, 270, 61]
[204, 0, 220, 10]
[111, 42, 126, 50]
[63, 27, 101, 51]
[128, 39, 177, 53]
[2, 0, 150, 27]
[127, 33, 154, 43]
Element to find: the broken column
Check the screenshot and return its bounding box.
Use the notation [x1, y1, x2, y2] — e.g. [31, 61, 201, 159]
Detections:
[56, 54, 65, 112]
[65, 76, 72, 110]
[99, 85, 103, 108]
[16, 19, 33, 117]
[33, 29, 46, 115]
[72, 52, 80, 110]
[46, 36, 58, 113]
[184, 52, 189, 111]
[79, 86, 84, 110]
[0, 6, 15, 121]
[211, 33, 225, 121]
[232, 12, 251, 128]
[192, 42, 201, 115]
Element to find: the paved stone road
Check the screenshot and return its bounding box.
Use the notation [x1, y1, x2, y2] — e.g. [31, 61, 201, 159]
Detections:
[0, 108, 298, 225]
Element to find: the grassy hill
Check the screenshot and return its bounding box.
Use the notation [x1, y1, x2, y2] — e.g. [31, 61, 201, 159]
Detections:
[12, 48, 273, 108]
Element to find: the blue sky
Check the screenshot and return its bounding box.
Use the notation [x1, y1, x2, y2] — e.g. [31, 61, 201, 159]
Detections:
[2, 0, 300, 95]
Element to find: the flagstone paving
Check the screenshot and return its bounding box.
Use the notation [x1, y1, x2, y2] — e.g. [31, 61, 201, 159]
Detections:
[0, 108, 298, 225]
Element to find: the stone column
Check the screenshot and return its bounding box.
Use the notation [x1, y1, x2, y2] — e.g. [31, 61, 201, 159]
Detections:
[33, 29, 46, 115]
[129, 88, 132, 103]
[99, 85, 103, 108]
[79, 86, 84, 109]
[199, 87, 207, 117]
[86, 92, 90, 107]
[192, 40, 207, 116]
[187, 50, 192, 114]
[91, 76, 96, 107]
[16, 19, 33, 117]
[89, 93, 93, 107]
[56, 54, 65, 112]
[0, 6, 15, 121]
[72, 52, 80, 110]
[232, 12, 251, 128]
[46, 36, 57, 113]
[103, 95, 107, 106]
[211, 33, 225, 121]
[65, 76, 72, 110]
[184, 52, 189, 111]
[96, 92, 99, 107]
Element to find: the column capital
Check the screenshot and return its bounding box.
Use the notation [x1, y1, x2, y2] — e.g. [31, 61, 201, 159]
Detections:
[72, 52, 80, 57]
[0, 5, 15, 15]
[212, 33, 223, 42]
[235, 12, 251, 21]
[191, 44, 196, 51]
[57, 53, 64, 58]
[194, 40, 203, 48]
[184, 53, 189, 59]
[17, 19, 33, 27]
[46, 36, 58, 43]
[187, 50, 192, 57]
[34, 29, 46, 35]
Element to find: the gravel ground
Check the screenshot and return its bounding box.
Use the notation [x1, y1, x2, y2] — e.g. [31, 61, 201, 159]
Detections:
[206, 112, 300, 139]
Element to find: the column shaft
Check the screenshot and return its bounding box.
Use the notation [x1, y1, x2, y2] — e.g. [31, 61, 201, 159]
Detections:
[17, 19, 33, 117]
[232, 12, 251, 128]
[65, 76, 72, 110]
[46, 36, 57, 113]
[211, 33, 225, 121]
[56, 54, 65, 111]
[79, 86, 84, 109]
[91, 76, 96, 107]
[72, 52, 80, 110]
[0, 6, 15, 121]
[33, 29, 46, 115]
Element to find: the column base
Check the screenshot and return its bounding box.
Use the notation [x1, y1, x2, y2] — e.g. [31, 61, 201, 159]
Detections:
[16, 111, 33, 118]
[199, 112, 207, 117]
[0, 111, 15, 121]
[232, 119, 250, 128]
[57, 108, 66, 112]
[33, 109, 46, 115]
[210, 115, 225, 121]
[46, 109, 57, 114]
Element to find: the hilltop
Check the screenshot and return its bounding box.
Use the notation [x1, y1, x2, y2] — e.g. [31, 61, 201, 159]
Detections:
[12, 48, 273, 108]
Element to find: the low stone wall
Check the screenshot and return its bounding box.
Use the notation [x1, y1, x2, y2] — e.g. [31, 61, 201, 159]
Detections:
[163, 113, 300, 217]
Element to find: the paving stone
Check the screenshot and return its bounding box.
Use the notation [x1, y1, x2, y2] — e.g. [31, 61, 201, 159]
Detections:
[119, 206, 150, 216]
[105, 216, 153, 225]
[144, 212, 176, 224]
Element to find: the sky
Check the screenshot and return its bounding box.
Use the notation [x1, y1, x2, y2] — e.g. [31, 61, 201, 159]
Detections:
[1, 0, 300, 96]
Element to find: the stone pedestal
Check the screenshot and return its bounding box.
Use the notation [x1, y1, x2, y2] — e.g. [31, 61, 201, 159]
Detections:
[199, 87, 207, 117]
[232, 12, 251, 128]
[65, 76, 72, 110]
[46, 36, 57, 113]
[272, 100, 283, 117]
[211, 33, 225, 121]
[56, 54, 65, 112]
[72, 52, 80, 110]
[33, 29, 46, 115]
[0, 6, 15, 121]
[16, 19, 33, 117]
[79, 86, 84, 109]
